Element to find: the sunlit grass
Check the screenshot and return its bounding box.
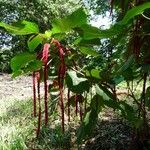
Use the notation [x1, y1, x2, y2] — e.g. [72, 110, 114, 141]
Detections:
[0, 81, 143, 150]
[0, 98, 73, 150]
[0, 99, 36, 150]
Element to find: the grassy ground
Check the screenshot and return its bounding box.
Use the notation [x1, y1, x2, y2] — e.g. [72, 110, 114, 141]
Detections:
[1, 81, 147, 150]
[0, 99, 35, 150]
[0, 97, 133, 150]
[0, 98, 76, 150]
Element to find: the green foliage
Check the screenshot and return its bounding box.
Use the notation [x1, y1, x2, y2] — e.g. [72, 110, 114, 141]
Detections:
[1, 2, 150, 149]
[0, 21, 39, 35]
[77, 24, 124, 40]
[66, 70, 90, 94]
[11, 52, 42, 77]
[52, 8, 87, 34]
[27, 35, 43, 52]
[79, 46, 100, 56]
[0, 0, 83, 72]
[120, 2, 150, 25]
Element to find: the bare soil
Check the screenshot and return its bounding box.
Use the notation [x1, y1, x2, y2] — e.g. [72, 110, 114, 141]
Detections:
[0, 73, 33, 101]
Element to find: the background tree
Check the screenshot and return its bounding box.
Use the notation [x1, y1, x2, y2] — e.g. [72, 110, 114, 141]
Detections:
[0, 0, 83, 72]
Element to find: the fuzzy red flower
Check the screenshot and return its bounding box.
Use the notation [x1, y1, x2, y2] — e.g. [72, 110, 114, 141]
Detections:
[42, 43, 50, 65]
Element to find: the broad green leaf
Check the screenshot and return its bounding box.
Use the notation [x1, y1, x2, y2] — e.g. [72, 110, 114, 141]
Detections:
[11, 52, 36, 72]
[52, 33, 66, 41]
[103, 99, 121, 110]
[121, 2, 150, 25]
[95, 84, 110, 100]
[86, 69, 100, 79]
[67, 70, 87, 86]
[98, 85, 116, 100]
[90, 69, 100, 79]
[27, 34, 43, 52]
[0, 20, 39, 35]
[12, 59, 42, 78]
[113, 76, 124, 85]
[52, 8, 87, 34]
[77, 24, 124, 40]
[12, 70, 23, 78]
[23, 60, 43, 73]
[90, 94, 104, 113]
[77, 109, 98, 144]
[118, 55, 134, 72]
[11, 52, 42, 77]
[120, 101, 138, 126]
[79, 47, 99, 57]
[74, 38, 101, 46]
[66, 70, 90, 93]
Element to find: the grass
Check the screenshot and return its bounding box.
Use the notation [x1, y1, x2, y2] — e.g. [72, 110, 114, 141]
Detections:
[0, 80, 148, 150]
[0, 98, 74, 150]
[0, 97, 129, 150]
[0, 99, 35, 150]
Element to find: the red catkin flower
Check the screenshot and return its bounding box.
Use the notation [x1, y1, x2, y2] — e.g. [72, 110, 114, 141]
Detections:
[51, 39, 66, 133]
[32, 72, 37, 117]
[36, 72, 41, 137]
[42, 43, 50, 126]
[42, 43, 50, 65]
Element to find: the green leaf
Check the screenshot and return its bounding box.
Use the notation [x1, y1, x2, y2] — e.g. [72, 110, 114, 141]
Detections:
[66, 70, 90, 94]
[113, 76, 124, 85]
[77, 109, 98, 144]
[120, 101, 138, 126]
[0, 20, 39, 35]
[91, 94, 104, 113]
[77, 24, 124, 40]
[120, 2, 150, 25]
[11, 52, 42, 77]
[27, 34, 43, 52]
[52, 8, 87, 34]
[74, 38, 101, 46]
[118, 55, 134, 72]
[95, 84, 120, 110]
[67, 70, 87, 86]
[103, 99, 121, 110]
[95, 84, 110, 100]
[12, 70, 23, 78]
[11, 52, 36, 72]
[79, 47, 99, 57]
[86, 69, 100, 79]
[23, 60, 43, 73]
[91, 69, 100, 79]
[121, 68, 135, 81]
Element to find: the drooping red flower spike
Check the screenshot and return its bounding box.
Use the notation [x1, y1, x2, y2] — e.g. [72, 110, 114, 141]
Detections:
[51, 39, 66, 133]
[32, 72, 37, 117]
[42, 43, 50, 65]
[42, 43, 50, 126]
[35, 72, 42, 137]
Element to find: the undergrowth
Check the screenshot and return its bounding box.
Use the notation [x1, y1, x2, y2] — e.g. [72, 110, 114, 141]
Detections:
[0, 97, 136, 150]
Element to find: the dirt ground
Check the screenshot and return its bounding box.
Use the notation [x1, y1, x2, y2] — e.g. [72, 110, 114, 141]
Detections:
[0, 73, 33, 101]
